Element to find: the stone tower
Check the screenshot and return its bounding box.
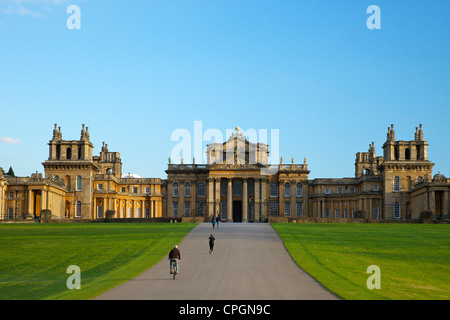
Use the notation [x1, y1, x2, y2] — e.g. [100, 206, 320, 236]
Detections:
[43, 124, 99, 218]
[379, 124, 434, 219]
[355, 142, 382, 178]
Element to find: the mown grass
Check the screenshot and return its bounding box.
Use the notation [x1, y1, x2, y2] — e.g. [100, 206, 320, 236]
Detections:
[271, 223, 450, 300]
[0, 223, 197, 300]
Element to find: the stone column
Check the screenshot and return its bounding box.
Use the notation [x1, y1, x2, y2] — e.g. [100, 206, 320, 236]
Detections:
[151, 199, 154, 218]
[179, 181, 185, 217]
[254, 178, 261, 222]
[278, 181, 283, 216]
[261, 178, 267, 221]
[227, 178, 233, 222]
[27, 190, 33, 216]
[192, 182, 197, 217]
[321, 200, 325, 219]
[41, 189, 47, 212]
[215, 178, 221, 218]
[443, 191, 449, 216]
[207, 178, 214, 219]
[429, 191, 435, 214]
[243, 178, 248, 222]
[290, 181, 296, 217]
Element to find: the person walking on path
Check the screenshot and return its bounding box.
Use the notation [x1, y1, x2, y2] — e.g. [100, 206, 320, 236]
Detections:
[209, 234, 215, 254]
[216, 215, 220, 229]
[211, 215, 216, 229]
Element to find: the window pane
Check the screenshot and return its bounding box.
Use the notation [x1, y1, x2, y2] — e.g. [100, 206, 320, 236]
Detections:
[270, 183, 278, 197]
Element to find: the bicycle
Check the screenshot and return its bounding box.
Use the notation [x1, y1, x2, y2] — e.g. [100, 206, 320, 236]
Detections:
[171, 259, 178, 280]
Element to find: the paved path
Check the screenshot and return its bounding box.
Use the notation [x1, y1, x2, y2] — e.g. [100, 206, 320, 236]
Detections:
[94, 223, 339, 300]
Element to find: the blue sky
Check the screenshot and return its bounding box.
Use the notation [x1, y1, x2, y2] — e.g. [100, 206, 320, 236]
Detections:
[0, 0, 449, 179]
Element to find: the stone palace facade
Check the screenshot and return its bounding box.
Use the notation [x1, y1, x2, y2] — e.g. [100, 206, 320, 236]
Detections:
[0, 124, 448, 221]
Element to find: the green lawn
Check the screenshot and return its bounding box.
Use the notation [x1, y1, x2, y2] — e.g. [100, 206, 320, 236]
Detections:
[0, 223, 197, 300]
[271, 223, 450, 300]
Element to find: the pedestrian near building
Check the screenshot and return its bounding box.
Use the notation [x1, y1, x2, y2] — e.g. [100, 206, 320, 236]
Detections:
[216, 215, 220, 229]
[211, 215, 216, 229]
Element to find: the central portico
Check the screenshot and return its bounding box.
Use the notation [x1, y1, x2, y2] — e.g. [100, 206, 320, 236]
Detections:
[165, 127, 310, 222]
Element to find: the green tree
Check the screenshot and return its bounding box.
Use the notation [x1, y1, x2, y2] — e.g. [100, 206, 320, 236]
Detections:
[7, 167, 15, 177]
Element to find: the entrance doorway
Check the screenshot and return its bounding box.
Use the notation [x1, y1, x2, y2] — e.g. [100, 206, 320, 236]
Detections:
[233, 201, 242, 222]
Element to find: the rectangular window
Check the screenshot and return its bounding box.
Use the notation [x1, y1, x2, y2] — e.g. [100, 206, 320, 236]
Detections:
[76, 176, 82, 191]
[338, 187, 343, 194]
[394, 202, 400, 218]
[248, 180, 254, 197]
[173, 202, 178, 217]
[350, 187, 355, 194]
[325, 188, 331, 195]
[76, 202, 82, 217]
[296, 183, 302, 197]
[136, 208, 141, 218]
[285, 202, 290, 216]
[145, 208, 150, 218]
[335, 209, 340, 218]
[145, 187, 150, 194]
[351, 208, 355, 218]
[120, 207, 124, 218]
[297, 202, 303, 217]
[373, 207, 379, 219]
[133, 187, 138, 194]
[97, 183, 103, 191]
[197, 201, 205, 216]
[325, 209, 330, 218]
[197, 183, 205, 197]
[121, 187, 126, 193]
[373, 184, 379, 191]
[270, 183, 278, 197]
[284, 184, 290, 198]
[97, 206, 103, 218]
[344, 208, 348, 218]
[8, 192, 14, 199]
[185, 202, 190, 216]
[269, 201, 278, 216]
[233, 181, 242, 196]
[127, 207, 132, 218]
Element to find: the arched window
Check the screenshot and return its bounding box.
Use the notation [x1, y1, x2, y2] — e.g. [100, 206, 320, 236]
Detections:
[296, 183, 303, 197]
[75, 201, 82, 217]
[270, 183, 278, 197]
[394, 202, 401, 219]
[394, 176, 400, 191]
[76, 176, 82, 191]
[284, 182, 290, 197]
[173, 182, 179, 197]
[185, 182, 191, 197]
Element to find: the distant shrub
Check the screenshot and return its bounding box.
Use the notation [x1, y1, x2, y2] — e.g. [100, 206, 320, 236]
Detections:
[354, 210, 365, 219]
[420, 210, 433, 220]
